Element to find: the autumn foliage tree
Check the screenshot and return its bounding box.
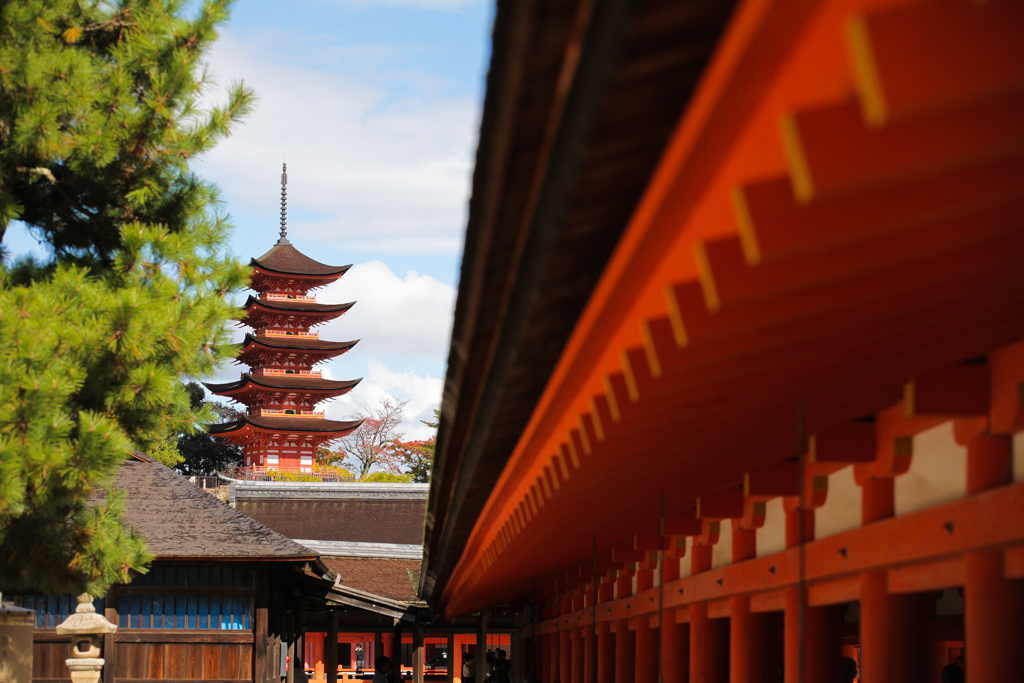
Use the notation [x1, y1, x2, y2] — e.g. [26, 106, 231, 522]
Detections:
[337, 397, 409, 479]
[0, 0, 253, 595]
[394, 409, 438, 483]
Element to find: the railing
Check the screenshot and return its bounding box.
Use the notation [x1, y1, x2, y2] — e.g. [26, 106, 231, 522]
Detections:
[258, 330, 320, 339]
[258, 409, 324, 418]
[254, 368, 322, 377]
[263, 293, 317, 302]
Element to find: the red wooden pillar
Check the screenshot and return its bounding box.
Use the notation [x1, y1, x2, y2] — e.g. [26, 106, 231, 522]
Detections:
[730, 596, 761, 683]
[965, 551, 1024, 681]
[614, 622, 635, 683]
[859, 571, 930, 683]
[542, 634, 553, 683]
[635, 619, 657, 683]
[689, 543, 726, 683]
[962, 433, 1023, 678]
[635, 569, 654, 594]
[584, 624, 595, 683]
[860, 476, 894, 524]
[784, 502, 815, 547]
[616, 574, 632, 600]
[571, 629, 584, 683]
[783, 589, 842, 683]
[965, 434, 1011, 494]
[597, 623, 614, 683]
[730, 520, 763, 683]
[559, 630, 571, 683]
[689, 603, 711, 683]
[661, 615, 688, 683]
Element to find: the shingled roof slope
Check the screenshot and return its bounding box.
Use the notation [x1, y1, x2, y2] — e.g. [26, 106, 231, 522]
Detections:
[251, 243, 351, 277]
[99, 453, 317, 560]
[321, 557, 423, 604]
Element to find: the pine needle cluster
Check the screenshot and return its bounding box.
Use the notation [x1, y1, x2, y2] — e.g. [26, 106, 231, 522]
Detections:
[0, 0, 254, 595]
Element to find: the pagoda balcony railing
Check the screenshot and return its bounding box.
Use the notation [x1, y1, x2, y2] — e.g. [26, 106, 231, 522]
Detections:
[257, 409, 325, 418]
[254, 368, 323, 377]
[258, 330, 320, 339]
[263, 293, 317, 302]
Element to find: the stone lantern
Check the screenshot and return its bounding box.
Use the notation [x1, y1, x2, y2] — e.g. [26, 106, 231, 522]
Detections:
[55, 594, 117, 683]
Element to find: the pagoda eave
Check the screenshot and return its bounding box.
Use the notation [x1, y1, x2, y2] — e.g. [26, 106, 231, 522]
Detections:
[209, 416, 363, 440]
[203, 375, 362, 394]
[239, 334, 359, 353]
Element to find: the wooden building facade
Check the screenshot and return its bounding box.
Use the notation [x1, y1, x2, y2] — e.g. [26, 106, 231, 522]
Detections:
[12, 452, 332, 681]
[421, 1, 1024, 682]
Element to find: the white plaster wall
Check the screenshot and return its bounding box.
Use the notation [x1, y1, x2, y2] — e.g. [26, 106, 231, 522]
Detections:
[756, 497, 786, 558]
[895, 421, 966, 516]
[815, 466, 861, 540]
[712, 520, 732, 569]
[679, 538, 691, 578]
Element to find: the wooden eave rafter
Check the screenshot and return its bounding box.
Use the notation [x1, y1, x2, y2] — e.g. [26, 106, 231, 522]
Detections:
[434, 0, 1024, 616]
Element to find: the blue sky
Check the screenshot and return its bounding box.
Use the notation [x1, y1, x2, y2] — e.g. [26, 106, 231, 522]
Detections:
[2, 0, 494, 438]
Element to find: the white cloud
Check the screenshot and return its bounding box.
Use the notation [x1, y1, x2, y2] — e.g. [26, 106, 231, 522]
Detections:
[196, 30, 478, 253]
[328, 358, 442, 440]
[317, 260, 456, 361]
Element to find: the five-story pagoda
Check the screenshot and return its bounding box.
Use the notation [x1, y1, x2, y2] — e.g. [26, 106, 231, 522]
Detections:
[206, 166, 363, 472]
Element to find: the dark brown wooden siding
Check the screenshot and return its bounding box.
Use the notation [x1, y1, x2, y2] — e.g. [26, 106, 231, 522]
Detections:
[112, 638, 252, 680]
[32, 634, 71, 682]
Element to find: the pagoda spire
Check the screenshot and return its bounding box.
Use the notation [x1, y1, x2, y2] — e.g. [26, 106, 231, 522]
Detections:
[277, 162, 291, 245]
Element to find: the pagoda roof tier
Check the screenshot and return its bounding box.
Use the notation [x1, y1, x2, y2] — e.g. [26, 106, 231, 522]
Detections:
[203, 374, 362, 401]
[248, 244, 352, 294]
[242, 296, 354, 330]
[208, 415, 363, 439]
[251, 243, 351, 277]
[242, 295, 355, 315]
[235, 337, 357, 369]
[238, 333, 359, 354]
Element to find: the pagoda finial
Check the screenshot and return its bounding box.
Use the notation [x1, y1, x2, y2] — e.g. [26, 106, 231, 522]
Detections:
[277, 162, 291, 245]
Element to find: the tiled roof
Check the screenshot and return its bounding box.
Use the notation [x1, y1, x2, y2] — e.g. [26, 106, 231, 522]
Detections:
[251, 243, 351, 277]
[96, 453, 317, 560]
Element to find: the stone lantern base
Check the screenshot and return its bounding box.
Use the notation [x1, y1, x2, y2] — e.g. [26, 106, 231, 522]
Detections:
[66, 657, 105, 683]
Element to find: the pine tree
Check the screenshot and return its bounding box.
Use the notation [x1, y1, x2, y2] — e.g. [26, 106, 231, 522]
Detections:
[0, 0, 253, 595]
[174, 381, 243, 476]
